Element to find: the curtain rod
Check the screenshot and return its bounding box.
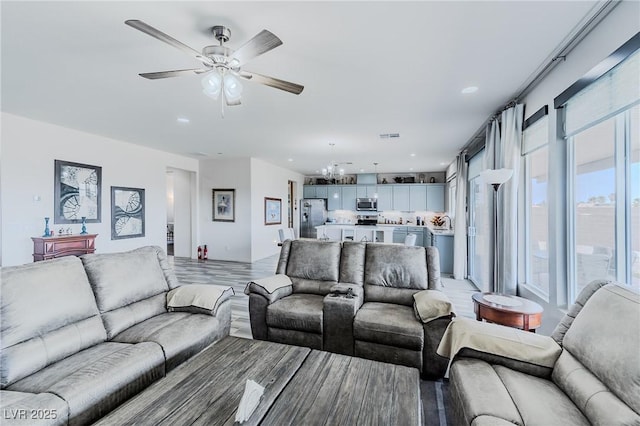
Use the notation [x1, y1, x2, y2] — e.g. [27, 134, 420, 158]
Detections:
[458, 0, 619, 153]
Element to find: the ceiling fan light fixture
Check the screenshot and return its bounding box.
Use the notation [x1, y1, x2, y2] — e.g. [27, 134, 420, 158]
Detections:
[223, 73, 243, 101]
[201, 73, 222, 99]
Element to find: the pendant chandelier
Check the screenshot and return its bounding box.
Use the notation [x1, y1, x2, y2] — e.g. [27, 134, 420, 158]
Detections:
[322, 143, 344, 180]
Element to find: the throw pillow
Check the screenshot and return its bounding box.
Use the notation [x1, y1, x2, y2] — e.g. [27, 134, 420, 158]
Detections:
[167, 284, 234, 316]
[413, 289, 456, 323]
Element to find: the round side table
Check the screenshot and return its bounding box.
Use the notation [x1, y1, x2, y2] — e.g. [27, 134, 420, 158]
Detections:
[472, 292, 543, 332]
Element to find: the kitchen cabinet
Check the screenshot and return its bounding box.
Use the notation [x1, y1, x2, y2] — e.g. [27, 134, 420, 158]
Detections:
[356, 185, 376, 198]
[409, 186, 427, 211]
[341, 185, 357, 210]
[303, 185, 328, 199]
[427, 185, 445, 212]
[392, 185, 410, 211]
[426, 229, 454, 274]
[376, 186, 393, 211]
[407, 227, 425, 247]
[326, 185, 357, 211]
[393, 228, 407, 244]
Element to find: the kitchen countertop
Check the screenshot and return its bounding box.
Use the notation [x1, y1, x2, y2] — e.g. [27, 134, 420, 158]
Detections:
[320, 223, 453, 235]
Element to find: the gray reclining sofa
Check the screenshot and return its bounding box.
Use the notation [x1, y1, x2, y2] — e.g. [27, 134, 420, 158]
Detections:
[445, 280, 639, 425]
[246, 239, 452, 379]
[0, 246, 231, 425]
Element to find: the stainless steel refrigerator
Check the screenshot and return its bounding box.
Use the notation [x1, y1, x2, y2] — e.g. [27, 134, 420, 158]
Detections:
[300, 199, 327, 238]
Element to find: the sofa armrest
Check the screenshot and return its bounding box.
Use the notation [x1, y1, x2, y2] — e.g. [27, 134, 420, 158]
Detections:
[244, 274, 293, 304]
[167, 284, 234, 317]
[413, 290, 455, 324]
[437, 317, 562, 377]
[322, 284, 364, 356]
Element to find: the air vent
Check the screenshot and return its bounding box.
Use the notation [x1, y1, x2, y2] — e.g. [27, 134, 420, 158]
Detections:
[379, 133, 400, 139]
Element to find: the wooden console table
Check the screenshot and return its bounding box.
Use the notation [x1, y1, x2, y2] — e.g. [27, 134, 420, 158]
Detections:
[472, 292, 543, 332]
[32, 234, 97, 262]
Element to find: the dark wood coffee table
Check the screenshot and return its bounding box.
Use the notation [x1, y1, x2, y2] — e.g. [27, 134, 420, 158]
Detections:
[95, 337, 421, 425]
[472, 292, 543, 332]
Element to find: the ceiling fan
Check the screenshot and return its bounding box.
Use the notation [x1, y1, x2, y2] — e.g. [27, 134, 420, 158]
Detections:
[125, 20, 304, 109]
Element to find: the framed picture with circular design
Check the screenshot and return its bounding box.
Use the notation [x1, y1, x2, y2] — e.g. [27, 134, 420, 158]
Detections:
[54, 160, 102, 224]
[111, 186, 145, 240]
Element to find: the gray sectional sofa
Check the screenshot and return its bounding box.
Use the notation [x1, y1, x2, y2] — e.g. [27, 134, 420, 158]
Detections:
[444, 280, 640, 425]
[0, 246, 231, 425]
[246, 239, 453, 379]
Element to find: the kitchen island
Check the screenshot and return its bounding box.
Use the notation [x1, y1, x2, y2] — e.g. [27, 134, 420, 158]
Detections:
[315, 225, 395, 243]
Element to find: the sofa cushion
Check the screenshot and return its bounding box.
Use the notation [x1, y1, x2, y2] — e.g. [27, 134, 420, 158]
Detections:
[285, 240, 341, 295]
[267, 294, 324, 334]
[559, 284, 640, 414]
[1, 257, 106, 387]
[354, 302, 424, 350]
[111, 307, 230, 371]
[0, 390, 68, 426]
[552, 350, 640, 425]
[7, 342, 164, 426]
[99, 293, 167, 340]
[339, 242, 366, 286]
[362, 245, 434, 306]
[493, 365, 590, 426]
[81, 246, 170, 313]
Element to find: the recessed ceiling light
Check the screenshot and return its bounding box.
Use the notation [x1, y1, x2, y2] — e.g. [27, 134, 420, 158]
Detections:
[177, 117, 190, 123]
[440, 162, 447, 166]
[359, 169, 365, 173]
[288, 158, 293, 162]
[410, 153, 416, 157]
[409, 168, 414, 171]
[461, 86, 478, 94]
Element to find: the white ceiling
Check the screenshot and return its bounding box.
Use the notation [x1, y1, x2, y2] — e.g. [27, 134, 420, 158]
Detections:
[1, 1, 598, 175]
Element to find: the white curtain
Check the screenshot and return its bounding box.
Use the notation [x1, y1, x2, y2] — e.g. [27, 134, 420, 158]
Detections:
[496, 104, 524, 294]
[453, 153, 468, 280]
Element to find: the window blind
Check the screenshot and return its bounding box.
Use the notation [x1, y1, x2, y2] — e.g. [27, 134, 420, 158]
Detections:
[564, 49, 639, 137]
[522, 115, 549, 155]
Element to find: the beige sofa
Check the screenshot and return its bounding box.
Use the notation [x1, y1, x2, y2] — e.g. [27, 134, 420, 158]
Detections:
[441, 280, 639, 425]
[0, 246, 231, 425]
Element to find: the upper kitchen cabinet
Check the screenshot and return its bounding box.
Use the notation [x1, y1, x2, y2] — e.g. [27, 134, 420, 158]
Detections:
[376, 185, 393, 211]
[392, 185, 410, 211]
[327, 185, 357, 210]
[426, 185, 445, 212]
[356, 185, 376, 198]
[409, 185, 427, 211]
[304, 185, 328, 199]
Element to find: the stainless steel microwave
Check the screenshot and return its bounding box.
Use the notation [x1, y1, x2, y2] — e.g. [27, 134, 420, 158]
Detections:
[356, 198, 378, 211]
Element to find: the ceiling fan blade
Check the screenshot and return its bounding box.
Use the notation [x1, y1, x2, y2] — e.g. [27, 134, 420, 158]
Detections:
[125, 20, 212, 65]
[232, 30, 282, 65]
[139, 69, 208, 80]
[240, 71, 304, 95]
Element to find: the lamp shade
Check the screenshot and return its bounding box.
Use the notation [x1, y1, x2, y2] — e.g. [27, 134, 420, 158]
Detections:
[202, 73, 222, 100]
[223, 74, 243, 102]
[479, 168, 513, 185]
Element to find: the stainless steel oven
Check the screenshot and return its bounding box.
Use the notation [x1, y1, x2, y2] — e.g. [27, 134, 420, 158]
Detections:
[356, 198, 377, 211]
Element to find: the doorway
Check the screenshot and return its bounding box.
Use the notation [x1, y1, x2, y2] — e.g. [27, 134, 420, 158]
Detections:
[166, 167, 196, 258]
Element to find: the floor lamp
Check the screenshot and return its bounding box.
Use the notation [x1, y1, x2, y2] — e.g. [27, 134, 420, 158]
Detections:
[479, 168, 513, 293]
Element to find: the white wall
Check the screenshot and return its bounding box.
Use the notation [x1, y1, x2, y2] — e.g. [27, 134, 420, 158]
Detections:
[0, 113, 199, 266]
[250, 158, 304, 262]
[199, 158, 252, 262]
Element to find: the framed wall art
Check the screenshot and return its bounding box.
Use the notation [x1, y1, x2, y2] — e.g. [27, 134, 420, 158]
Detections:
[213, 189, 235, 222]
[264, 197, 282, 225]
[111, 186, 145, 240]
[54, 160, 102, 224]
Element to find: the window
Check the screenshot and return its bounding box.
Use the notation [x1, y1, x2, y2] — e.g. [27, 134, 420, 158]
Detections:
[562, 48, 639, 301]
[522, 111, 549, 296]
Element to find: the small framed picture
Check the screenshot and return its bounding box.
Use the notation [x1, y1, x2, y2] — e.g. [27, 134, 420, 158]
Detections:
[213, 189, 235, 222]
[264, 197, 282, 225]
[111, 186, 145, 240]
